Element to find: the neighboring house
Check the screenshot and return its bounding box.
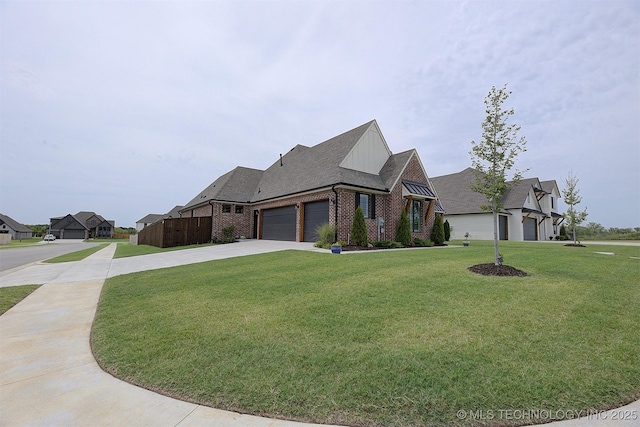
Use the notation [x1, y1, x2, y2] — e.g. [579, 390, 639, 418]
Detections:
[135, 205, 184, 231]
[49, 211, 115, 239]
[430, 167, 563, 241]
[0, 213, 33, 240]
[180, 120, 443, 243]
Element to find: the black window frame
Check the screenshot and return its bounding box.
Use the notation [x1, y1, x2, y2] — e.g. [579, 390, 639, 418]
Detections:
[355, 192, 375, 219]
[409, 199, 422, 232]
[222, 204, 231, 214]
[235, 205, 244, 214]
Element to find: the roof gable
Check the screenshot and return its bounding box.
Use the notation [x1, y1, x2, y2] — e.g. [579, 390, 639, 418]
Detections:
[0, 213, 31, 233]
[339, 121, 392, 174]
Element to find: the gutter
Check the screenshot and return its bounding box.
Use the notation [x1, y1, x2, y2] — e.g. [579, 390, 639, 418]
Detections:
[332, 185, 339, 242]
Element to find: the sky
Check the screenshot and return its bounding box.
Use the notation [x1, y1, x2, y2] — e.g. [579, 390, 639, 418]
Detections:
[1, 0, 638, 228]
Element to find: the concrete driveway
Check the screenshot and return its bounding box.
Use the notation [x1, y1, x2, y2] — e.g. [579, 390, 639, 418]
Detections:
[0, 240, 638, 426]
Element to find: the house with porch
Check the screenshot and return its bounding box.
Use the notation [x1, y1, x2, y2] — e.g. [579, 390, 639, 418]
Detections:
[49, 211, 115, 239]
[180, 120, 443, 244]
[430, 167, 563, 241]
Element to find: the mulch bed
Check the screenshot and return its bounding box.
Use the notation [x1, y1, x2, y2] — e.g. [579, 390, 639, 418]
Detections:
[564, 243, 586, 247]
[468, 263, 528, 277]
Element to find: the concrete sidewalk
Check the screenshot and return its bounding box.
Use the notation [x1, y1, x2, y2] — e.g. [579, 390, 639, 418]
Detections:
[1, 241, 638, 426]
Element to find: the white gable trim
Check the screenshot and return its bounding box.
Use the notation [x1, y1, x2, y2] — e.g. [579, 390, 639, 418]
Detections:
[339, 120, 392, 174]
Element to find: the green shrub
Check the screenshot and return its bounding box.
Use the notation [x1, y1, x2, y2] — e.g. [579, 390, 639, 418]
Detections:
[431, 215, 445, 245]
[444, 220, 451, 241]
[222, 226, 236, 243]
[414, 238, 434, 247]
[373, 240, 394, 248]
[315, 223, 336, 245]
[350, 206, 368, 246]
[395, 210, 411, 246]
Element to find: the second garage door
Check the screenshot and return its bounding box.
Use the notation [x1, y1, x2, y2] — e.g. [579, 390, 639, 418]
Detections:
[262, 206, 296, 241]
[523, 217, 537, 241]
[303, 200, 329, 242]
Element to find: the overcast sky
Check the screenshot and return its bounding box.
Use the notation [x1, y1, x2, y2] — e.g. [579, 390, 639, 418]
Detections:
[1, 0, 638, 228]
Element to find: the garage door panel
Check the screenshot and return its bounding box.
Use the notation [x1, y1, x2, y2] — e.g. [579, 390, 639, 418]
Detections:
[523, 217, 537, 241]
[262, 206, 296, 241]
[303, 200, 329, 242]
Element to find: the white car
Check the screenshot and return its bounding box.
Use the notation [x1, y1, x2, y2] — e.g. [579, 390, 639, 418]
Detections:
[44, 234, 56, 241]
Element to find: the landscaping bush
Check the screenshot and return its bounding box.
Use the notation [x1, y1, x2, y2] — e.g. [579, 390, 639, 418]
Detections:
[431, 214, 445, 245]
[350, 206, 368, 246]
[373, 240, 394, 248]
[444, 219, 451, 241]
[315, 223, 336, 246]
[413, 237, 434, 247]
[395, 210, 411, 246]
[222, 226, 236, 243]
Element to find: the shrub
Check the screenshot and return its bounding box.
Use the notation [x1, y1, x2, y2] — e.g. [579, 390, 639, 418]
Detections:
[350, 206, 368, 246]
[395, 210, 411, 246]
[414, 238, 434, 247]
[222, 226, 236, 243]
[444, 220, 451, 241]
[431, 215, 445, 245]
[373, 240, 394, 248]
[315, 223, 336, 245]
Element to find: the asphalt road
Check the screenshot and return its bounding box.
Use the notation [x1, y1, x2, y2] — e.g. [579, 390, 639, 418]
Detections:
[0, 240, 102, 272]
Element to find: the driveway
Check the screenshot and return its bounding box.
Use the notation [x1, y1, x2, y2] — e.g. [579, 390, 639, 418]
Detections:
[0, 240, 638, 426]
[0, 240, 102, 272]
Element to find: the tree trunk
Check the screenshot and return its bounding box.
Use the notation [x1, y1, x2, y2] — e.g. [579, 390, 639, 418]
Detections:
[493, 209, 500, 265]
[572, 225, 577, 245]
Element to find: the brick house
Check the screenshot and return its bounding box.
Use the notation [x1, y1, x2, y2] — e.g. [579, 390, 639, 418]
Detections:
[180, 120, 443, 243]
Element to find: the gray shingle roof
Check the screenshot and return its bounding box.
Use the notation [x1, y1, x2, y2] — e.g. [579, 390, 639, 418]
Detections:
[0, 213, 32, 233]
[431, 168, 544, 214]
[137, 213, 164, 224]
[540, 180, 559, 195]
[183, 120, 416, 211]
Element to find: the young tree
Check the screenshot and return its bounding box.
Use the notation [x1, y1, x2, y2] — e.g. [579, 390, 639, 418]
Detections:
[395, 210, 411, 246]
[470, 84, 528, 265]
[431, 214, 445, 245]
[350, 206, 368, 246]
[562, 170, 588, 244]
[443, 219, 451, 241]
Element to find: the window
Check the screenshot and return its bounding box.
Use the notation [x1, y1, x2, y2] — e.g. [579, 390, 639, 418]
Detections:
[355, 192, 375, 219]
[91, 220, 96, 226]
[409, 199, 422, 232]
[235, 205, 244, 214]
[222, 204, 231, 213]
[551, 196, 555, 209]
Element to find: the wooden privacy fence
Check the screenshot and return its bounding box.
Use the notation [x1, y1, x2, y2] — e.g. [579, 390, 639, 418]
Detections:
[138, 217, 212, 248]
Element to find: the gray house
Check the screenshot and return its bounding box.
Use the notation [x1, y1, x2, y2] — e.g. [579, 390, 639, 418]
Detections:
[136, 205, 184, 232]
[430, 167, 563, 241]
[49, 211, 115, 239]
[0, 213, 33, 240]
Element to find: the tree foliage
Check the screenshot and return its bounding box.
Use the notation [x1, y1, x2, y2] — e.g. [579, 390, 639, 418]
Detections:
[469, 84, 528, 265]
[431, 215, 445, 245]
[395, 210, 412, 246]
[443, 220, 451, 242]
[562, 170, 588, 244]
[350, 206, 368, 246]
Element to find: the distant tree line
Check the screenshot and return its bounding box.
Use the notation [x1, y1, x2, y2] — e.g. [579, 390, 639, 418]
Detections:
[573, 222, 640, 240]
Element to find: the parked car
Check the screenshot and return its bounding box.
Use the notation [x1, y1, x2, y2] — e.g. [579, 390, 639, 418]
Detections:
[44, 234, 56, 241]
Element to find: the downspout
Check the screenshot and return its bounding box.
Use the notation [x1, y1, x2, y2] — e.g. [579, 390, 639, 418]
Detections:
[208, 201, 215, 242]
[332, 185, 339, 243]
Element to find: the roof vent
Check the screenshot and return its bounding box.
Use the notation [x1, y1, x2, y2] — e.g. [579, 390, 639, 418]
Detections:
[280, 154, 283, 167]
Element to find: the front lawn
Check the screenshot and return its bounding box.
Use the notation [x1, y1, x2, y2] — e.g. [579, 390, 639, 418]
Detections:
[0, 285, 41, 315]
[44, 244, 109, 263]
[114, 242, 215, 258]
[91, 241, 640, 426]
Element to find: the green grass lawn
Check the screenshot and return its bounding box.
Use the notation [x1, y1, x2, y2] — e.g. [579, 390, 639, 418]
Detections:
[114, 242, 215, 258]
[91, 241, 640, 426]
[44, 244, 109, 263]
[0, 237, 44, 248]
[0, 285, 41, 315]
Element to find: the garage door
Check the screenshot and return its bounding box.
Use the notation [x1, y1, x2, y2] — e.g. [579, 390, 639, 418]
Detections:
[303, 200, 329, 242]
[499, 215, 508, 240]
[63, 229, 86, 239]
[262, 206, 296, 241]
[523, 217, 537, 241]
